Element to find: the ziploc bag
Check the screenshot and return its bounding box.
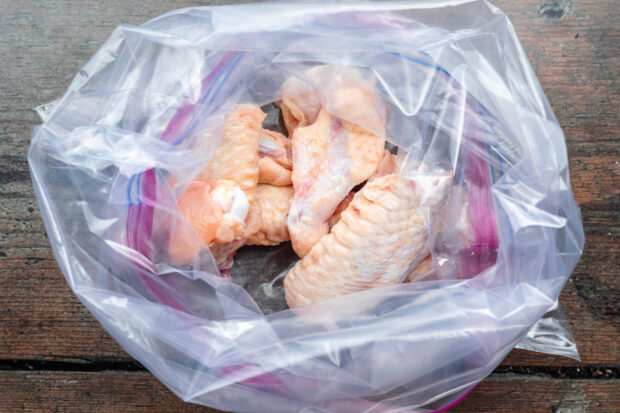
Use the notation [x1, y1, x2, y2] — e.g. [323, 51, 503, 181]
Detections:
[29, 1, 584, 411]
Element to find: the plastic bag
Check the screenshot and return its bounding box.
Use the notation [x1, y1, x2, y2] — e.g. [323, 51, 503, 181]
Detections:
[29, 1, 584, 411]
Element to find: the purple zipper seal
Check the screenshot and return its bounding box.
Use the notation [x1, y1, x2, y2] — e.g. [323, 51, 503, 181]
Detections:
[124, 50, 242, 308]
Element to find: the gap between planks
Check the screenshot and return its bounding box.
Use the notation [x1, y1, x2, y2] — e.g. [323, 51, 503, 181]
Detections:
[0, 359, 617, 380]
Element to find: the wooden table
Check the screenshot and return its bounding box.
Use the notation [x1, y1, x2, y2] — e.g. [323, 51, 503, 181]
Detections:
[0, 0, 617, 411]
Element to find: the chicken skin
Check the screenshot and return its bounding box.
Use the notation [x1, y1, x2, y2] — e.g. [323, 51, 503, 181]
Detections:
[284, 168, 451, 307]
[200, 104, 266, 202]
[167, 65, 471, 308]
[278, 65, 386, 137]
[170, 104, 265, 265]
[285, 174, 429, 307]
[287, 108, 385, 257]
[258, 129, 292, 187]
[248, 184, 294, 246]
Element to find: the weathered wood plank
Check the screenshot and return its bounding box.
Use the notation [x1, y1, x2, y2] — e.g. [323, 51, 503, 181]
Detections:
[0, 371, 215, 412]
[452, 375, 620, 413]
[0, 0, 617, 374]
[0, 371, 617, 412]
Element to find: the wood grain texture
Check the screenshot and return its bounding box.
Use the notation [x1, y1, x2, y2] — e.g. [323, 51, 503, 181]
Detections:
[451, 375, 620, 413]
[0, 0, 618, 411]
[0, 371, 215, 413]
[0, 371, 618, 412]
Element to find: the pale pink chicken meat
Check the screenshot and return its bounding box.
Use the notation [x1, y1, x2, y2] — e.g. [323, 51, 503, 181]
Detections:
[209, 201, 262, 265]
[288, 108, 385, 257]
[247, 184, 294, 246]
[169, 179, 244, 264]
[285, 174, 430, 307]
[258, 129, 292, 187]
[169, 104, 266, 265]
[278, 90, 321, 137]
[375, 149, 398, 177]
[284, 168, 451, 307]
[200, 104, 266, 202]
[277, 66, 325, 135]
[278, 65, 386, 137]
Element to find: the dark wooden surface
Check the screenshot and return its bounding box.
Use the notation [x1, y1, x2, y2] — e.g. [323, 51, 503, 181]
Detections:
[0, 0, 617, 411]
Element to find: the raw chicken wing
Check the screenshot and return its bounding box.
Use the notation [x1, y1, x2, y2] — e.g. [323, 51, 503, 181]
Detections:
[277, 66, 326, 135]
[170, 104, 265, 265]
[278, 65, 386, 137]
[288, 108, 385, 257]
[200, 104, 266, 201]
[169, 179, 251, 263]
[285, 174, 429, 307]
[248, 185, 294, 246]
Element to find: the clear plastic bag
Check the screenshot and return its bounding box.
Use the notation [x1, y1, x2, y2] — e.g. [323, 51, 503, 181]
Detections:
[29, 1, 584, 411]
